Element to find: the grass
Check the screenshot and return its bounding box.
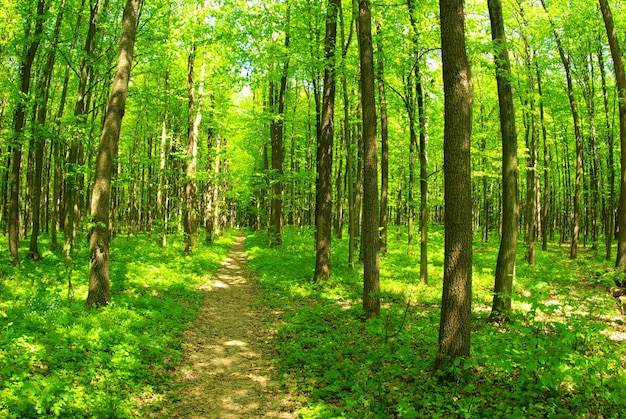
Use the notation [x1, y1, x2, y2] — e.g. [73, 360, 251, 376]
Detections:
[0, 231, 236, 418]
[246, 225, 626, 418]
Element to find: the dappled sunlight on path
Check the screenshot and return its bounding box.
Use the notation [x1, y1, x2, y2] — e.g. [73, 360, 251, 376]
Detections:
[161, 234, 297, 418]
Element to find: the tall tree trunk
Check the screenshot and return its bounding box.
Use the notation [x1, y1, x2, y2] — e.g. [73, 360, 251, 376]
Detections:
[65, 0, 103, 260]
[157, 69, 169, 248]
[541, 0, 583, 260]
[537, 63, 550, 252]
[340, 2, 356, 268]
[314, 0, 340, 282]
[597, 43, 615, 261]
[358, 0, 380, 318]
[407, 0, 430, 285]
[9, 0, 46, 266]
[436, 0, 473, 371]
[599, 0, 626, 267]
[30, 0, 66, 260]
[489, 0, 519, 318]
[376, 23, 389, 255]
[86, 0, 139, 308]
[183, 44, 205, 255]
[270, 4, 291, 246]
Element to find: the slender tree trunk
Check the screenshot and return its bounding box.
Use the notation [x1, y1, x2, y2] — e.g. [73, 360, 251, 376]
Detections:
[436, 0, 473, 371]
[65, 0, 103, 260]
[30, 0, 65, 260]
[537, 64, 550, 252]
[541, 0, 583, 259]
[157, 69, 169, 248]
[183, 45, 205, 255]
[376, 23, 389, 255]
[489, 0, 519, 318]
[86, 0, 139, 308]
[341, 6, 356, 268]
[314, 0, 340, 282]
[597, 43, 615, 261]
[599, 0, 626, 267]
[9, 0, 46, 266]
[358, 0, 380, 318]
[270, 3, 291, 246]
[407, 0, 430, 285]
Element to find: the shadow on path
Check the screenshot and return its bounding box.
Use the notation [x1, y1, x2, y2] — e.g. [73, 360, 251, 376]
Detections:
[162, 234, 297, 418]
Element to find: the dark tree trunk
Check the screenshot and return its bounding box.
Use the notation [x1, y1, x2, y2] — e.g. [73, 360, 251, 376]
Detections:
[86, 0, 139, 308]
[436, 0, 473, 371]
[599, 0, 626, 268]
[314, 0, 340, 282]
[358, 0, 380, 318]
[488, 0, 519, 318]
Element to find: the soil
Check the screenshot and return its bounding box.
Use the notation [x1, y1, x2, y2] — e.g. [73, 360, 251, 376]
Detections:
[159, 233, 299, 418]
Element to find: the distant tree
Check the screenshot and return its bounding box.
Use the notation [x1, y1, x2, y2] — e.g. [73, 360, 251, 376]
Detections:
[86, 0, 140, 308]
[488, 0, 519, 318]
[358, 0, 380, 318]
[314, 0, 340, 282]
[435, 0, 473, 371]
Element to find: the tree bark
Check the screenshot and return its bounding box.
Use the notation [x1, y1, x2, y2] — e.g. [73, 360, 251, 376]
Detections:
[488, 0, 519, 318]
[86, 0, 139, 308]
[8, 0, 46, 266]
[599, 0, 626, 268]
[314, 0, 340, 282]
[376, 23, 389, 255]
[436, 0, 473, 371]
[64, 0, 103, 260]
[358, 0, 380, 318]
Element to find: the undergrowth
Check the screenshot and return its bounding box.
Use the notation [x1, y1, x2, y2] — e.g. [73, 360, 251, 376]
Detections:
[246, 226, 626, 418]
[0, 231, 235, 418]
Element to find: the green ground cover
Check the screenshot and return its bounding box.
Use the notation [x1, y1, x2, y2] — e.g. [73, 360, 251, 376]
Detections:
[246, 226, 626, 418]
[0, 232, 235, 418]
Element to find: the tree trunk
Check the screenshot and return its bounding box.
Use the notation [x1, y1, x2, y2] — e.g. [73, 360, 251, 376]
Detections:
[541, 0, 582, 260]
[436, 0, 473, 371]
[314, 0, 340, 282]
[489, 0, 519, 318]
[358, 0, 380, 318]
[65, 0, 103, 260]
[30, 0, 65, 260]
[376, 23, 389, 255]
[599, 0, 626, 267]
[86, 0, 139, 308]
[270, 3, 291, 246]
[9, 0, 46, 266]
[183, 44, 205, 255]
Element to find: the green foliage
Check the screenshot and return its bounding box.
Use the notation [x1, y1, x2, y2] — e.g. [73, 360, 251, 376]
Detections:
[0, 232, 235, 418]
[247, 226, 626, 418]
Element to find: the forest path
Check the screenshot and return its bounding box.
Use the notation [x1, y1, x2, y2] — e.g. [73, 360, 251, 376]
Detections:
[161, 233, 298, 418]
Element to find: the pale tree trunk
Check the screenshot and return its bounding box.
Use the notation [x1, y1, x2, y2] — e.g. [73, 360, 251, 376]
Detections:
[376, 23, 389, 255]
[599, 0, 626, 268]
[313, 0, 340, 282]
[9, 0, 46, 266]
[183, 45, 206, 255]
[436, 0, 473, 371]
[86, 0, 139, 308]
[489, 0, 519, 318]
[358, 0, 380, 319]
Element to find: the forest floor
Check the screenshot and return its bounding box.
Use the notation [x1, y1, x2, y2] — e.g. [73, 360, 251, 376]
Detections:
[158, 233, 299, 418]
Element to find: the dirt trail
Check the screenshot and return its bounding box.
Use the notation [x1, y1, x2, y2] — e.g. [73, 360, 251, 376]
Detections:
[161, 234, 298, 418]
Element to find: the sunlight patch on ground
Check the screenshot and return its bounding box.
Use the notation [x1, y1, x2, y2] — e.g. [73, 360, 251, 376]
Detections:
[224, 340, 247, 347]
